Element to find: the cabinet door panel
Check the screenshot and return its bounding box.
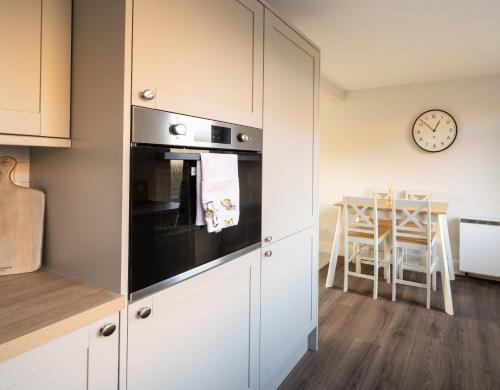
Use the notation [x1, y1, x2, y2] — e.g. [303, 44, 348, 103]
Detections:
[127, 250, 260, 390]
[260, 228, 314, 390]
[0, 0, 41, 135]
[88, 313, 120, 390]
[262, 11, 319, 244]
[132, 0, 263, 128]
[0, 327, 88, 390]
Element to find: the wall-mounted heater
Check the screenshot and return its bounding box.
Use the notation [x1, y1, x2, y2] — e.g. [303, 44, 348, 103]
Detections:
[460, 217, 500, 278]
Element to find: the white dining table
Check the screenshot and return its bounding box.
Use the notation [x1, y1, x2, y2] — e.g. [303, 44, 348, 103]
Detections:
[325, 199, 455, 315]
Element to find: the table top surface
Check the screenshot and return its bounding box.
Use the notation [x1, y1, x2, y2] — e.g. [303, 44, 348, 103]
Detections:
[0, 270, 124, 363]
[334, 199, 449, 215]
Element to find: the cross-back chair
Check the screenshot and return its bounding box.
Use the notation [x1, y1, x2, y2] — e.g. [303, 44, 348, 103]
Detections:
[343, 196, 391, 299]
[391, 198, 437, 309]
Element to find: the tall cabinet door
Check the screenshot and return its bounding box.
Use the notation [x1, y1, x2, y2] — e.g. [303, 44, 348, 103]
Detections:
[260, 228, 315, 390]
[262, 10, 319, 245]
[0, 0, 41, 135]
[132, 0, 264, 128]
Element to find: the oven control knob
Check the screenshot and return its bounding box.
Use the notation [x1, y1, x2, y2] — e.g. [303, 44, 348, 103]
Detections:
[238, 133, 250, 142]
[170, 124, 187, 136]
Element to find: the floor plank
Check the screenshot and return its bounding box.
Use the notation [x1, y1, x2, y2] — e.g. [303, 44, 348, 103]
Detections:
[279, 255, 500, 390]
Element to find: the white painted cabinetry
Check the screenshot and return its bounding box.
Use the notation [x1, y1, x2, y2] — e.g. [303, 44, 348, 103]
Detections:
[132, 0, 264, 128]
[127, 249, 261, 390]
[262, 10, 320, 245]
[0, 313, 120, 390]
[0, 0, 71, 147]
[260, 228, 316, 390]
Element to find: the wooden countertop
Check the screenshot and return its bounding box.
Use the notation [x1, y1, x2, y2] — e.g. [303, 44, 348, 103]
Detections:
[0, 271, 124, 363]
[334, 199, 449, 215]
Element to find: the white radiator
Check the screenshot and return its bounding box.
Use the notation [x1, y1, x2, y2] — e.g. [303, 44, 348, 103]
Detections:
[460, 217, 500, 277]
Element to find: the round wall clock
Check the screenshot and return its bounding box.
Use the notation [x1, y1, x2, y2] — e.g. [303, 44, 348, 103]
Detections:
[412, 109, 457, 152]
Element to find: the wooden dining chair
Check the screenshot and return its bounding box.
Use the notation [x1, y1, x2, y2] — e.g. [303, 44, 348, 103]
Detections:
[391, 198, 437, 309]
[403, 190, 432, 201]
[370, 187, 393, 201]
[400, 190, 433, 277]
[343, 196, 391, 299]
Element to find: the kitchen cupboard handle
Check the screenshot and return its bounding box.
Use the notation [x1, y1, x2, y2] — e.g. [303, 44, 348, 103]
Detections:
[141, 89, 155, 100]
[138, 307, 152, 319]
[100, 323, 117, 337]
[264, 236, 273, 243]
[264, 250, 273, 258]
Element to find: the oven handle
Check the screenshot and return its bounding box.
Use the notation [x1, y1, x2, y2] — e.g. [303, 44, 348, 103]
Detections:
[161, 152, 261, 162]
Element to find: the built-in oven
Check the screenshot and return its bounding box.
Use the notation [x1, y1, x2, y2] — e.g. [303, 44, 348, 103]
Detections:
[129, 107, 262, 301]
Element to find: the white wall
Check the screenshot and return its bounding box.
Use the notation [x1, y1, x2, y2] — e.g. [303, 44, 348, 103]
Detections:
[0, 146, 30, 187]
[319, 74, 500, 269]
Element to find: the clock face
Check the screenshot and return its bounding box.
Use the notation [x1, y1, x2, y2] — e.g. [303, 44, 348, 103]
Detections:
[412, 110, 457, 152]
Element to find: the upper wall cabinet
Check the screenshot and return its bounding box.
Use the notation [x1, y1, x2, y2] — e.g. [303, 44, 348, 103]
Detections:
[262, 10, 320, 244]
[132, 0, 264, 128]
[0, 0, 71, 147]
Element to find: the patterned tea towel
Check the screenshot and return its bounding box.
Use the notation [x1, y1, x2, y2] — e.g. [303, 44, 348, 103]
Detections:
[195, 153, 239, 233]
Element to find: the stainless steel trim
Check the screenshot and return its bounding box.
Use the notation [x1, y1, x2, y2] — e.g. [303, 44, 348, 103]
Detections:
[129, 242, 262, 302]
[132, 106, 263, 152]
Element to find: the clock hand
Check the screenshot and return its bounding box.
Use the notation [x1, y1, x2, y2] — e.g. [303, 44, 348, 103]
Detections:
[419, 119, 434, 131]
[433, 120, 441, 132]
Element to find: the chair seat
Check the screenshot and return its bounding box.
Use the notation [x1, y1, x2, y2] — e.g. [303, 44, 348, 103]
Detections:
[349, 225, 391, 240]
[396, 231, 436, 245]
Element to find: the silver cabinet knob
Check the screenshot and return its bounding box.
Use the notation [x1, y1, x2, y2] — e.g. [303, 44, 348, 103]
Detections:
[100, 323, 117, 337]
[264, 250, 273, 258]
[170, 123, 187, 135]
[264, 236, 272, 243]
[141, 89, 155, 100]
[238, 133, 249, 142]
[138, 307, 152, 319]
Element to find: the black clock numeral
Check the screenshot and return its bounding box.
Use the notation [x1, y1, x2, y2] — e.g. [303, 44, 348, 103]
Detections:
[433, 144, 437, 148]
[416, 130, 421, 134]
[419, 123, 423, 127]
[449, 128, 453, 132]
[447, 136, 451, 140]
[441, 142, 445, 146]
[432, 114, 436, 118]
[419, 137, 423, 141]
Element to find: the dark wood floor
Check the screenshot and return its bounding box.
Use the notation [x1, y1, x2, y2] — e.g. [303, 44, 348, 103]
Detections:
[279, 257, 500, 390]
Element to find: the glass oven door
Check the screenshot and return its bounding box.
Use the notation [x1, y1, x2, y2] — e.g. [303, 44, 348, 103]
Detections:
[129, 145, 262, 300]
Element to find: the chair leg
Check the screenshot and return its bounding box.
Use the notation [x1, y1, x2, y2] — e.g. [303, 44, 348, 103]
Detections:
[373, 244, 379, 299]
[355, 243, 361, 273]
[426, 272, 431, 309]
[383, 240, 390, 283]
[344, 239, 349, 293]
[392, 246, 397, 302]
[432, 246, 437, 291]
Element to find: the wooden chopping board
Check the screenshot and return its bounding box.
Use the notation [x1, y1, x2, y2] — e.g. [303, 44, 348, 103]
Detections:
[0, 156, 45, 276]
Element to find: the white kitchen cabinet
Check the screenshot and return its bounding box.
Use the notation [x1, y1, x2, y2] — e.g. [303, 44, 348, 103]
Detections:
[262, 10, 320, 245]
[131, 0, 263, 128]
[0, 313, 120, 390]
[127, 249, 260, 390]
[260, 228, 316, 390]
[0, 0, 71, 147]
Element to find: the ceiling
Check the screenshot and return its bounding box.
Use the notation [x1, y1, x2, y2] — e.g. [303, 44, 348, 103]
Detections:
[269, 0, 500, 91]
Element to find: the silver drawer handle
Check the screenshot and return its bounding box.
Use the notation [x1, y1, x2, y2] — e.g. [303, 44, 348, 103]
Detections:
[141, 89, 155, 100]
[264, 250, 273, 258]
[100, 323, 117, 337]
[264, 236, 273, 243]
[138, 307, 152, 319]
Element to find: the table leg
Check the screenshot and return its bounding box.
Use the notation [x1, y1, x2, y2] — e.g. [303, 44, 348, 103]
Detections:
[437, 216, 454, 315]
[326, 205, 343, 288]
[440, 214, 455, 280]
